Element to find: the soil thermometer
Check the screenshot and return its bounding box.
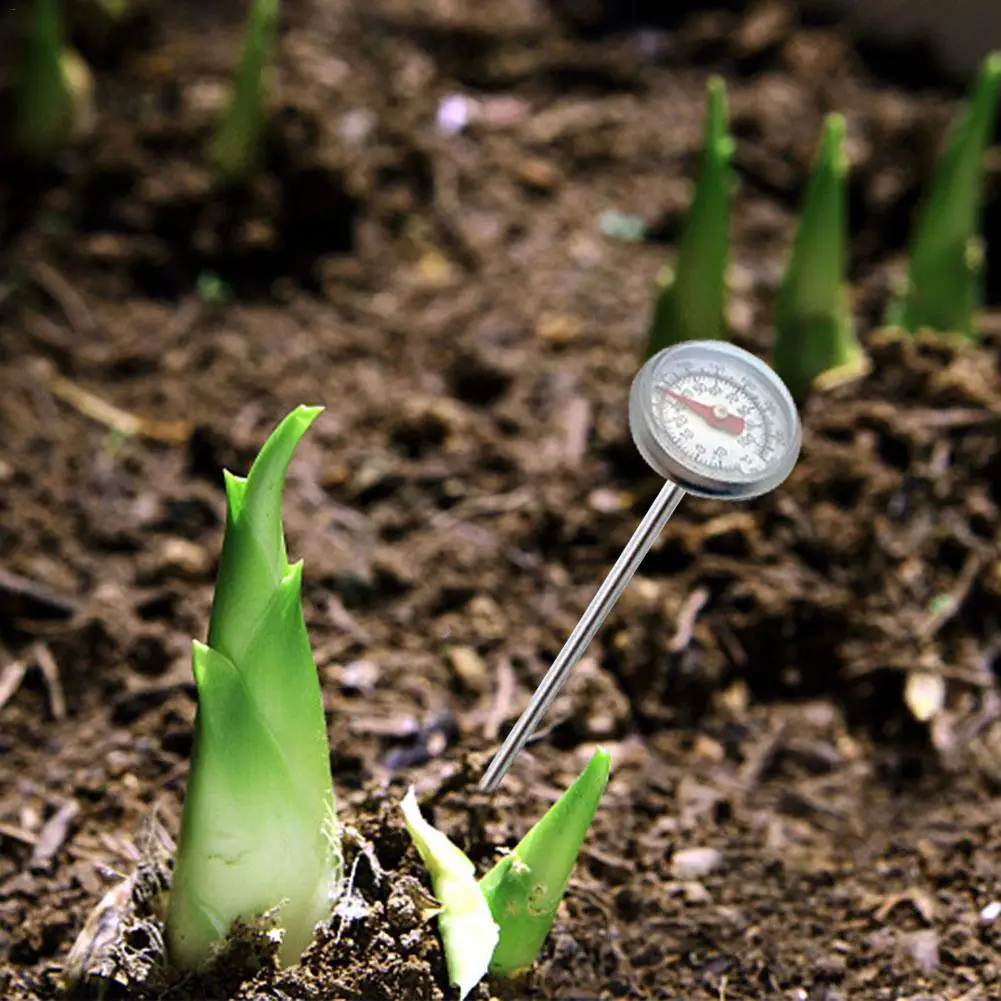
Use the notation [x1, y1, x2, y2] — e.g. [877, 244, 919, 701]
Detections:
[479, 340, 802, 791]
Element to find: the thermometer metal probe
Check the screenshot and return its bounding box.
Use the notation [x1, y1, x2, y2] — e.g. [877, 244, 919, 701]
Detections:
[478, 340, 802, 791]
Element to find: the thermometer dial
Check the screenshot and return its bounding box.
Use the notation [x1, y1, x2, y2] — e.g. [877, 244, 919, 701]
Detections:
[629, 341, 801, 499]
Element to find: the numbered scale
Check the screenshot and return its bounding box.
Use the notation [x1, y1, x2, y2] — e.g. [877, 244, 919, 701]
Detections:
[479, 341, 802, 791]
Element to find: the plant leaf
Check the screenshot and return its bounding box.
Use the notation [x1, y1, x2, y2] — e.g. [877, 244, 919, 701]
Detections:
[646, 76, 734, 356]
[479, 747, 611, 978]
[208, 0, 279, 182]
[166, 406, 339, 971]
[888, 51, 1001, 339]
[773, 113, 869, 400]
[207, 405, 320, 666]
[15, 0, 91, 159]
[400, 789, 499, 1000]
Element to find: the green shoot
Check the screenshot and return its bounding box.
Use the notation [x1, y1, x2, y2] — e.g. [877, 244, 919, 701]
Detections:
[400, 790, 499, 1000]
[196, 271, 233, 304]
[400, 749, 610, 994]
[887, 52, 1001, 339]
[773, 113, 868, 400]
[14, 0, 94, 160]
[208, 0, 279, 183]
[646, 76, 734, 358]
[479, 748, 610, 977]
[166, 406, 341, 970]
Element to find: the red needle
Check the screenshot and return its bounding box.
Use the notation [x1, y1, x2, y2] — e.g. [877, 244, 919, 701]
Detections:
[663, 389, 745, 435]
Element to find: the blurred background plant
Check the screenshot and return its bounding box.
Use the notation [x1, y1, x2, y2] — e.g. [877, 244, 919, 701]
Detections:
[207, 0, 279, 184]
[886, 53, 1001, 339]
[6, 0, 277, 184]
[12, 0, 95, 160]
[5, 1, 997, 361]
[643, 50, 1000, 400]
[772, 113, 869, 400]
[646, 76, 734, 357]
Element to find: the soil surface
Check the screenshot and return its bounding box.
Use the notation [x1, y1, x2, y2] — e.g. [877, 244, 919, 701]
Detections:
[2, 1, 1001, 999]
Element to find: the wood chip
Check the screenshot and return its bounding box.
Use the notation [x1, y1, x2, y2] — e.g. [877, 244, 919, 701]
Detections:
[0, 568, 77, 619]
[33, 642, 67, 720]
[447, 645, 489, 694]
[482, 657, 516, 741]
[28, 261, 96, 336]
[667, 586, 710, 652]
[0, 656, 28, 713]
[30, 799, 81, 872]
[0, 821, 39, 846]
[559, 396, 591, 466]
[873, 887, 939, 924]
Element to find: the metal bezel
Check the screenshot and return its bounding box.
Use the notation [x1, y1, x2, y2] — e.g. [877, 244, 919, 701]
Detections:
[629, 341, 802, 500]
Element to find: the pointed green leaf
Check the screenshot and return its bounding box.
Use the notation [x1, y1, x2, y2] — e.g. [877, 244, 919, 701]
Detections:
[479, 748, 611, 978]
[400, 789, 499, 1000]
[646, 76, 734, 357]
[773, 113, 868, 400]
[889, 51, 1001, 339]
[14, 0, 79, 159]
[208, 0, 279, 182]
[207, 405, 321, 666]
[166, 406, 339, 971]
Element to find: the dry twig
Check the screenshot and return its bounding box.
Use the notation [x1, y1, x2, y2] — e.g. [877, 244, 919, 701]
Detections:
[34, 359, 193, 444]
[0, 656, 28, 713]
[33, 641, 67, 720]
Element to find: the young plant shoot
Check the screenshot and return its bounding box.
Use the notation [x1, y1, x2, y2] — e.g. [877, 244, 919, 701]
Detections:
[400, 748, 610, 996]
[166, 406, 341, 970]
[208, 0, 279, 183]
[773, 113, 868, 401]
[399, 791, 499, 1001]
[479, 747, 611, 977]
[14, 0, 94, 160]
[887, 52, 1001, 339]
[646, 76, 734, 358]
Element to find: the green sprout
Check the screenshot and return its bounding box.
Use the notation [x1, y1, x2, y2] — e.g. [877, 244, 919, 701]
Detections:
[479, 747, 610, 977]
[14, 0, 94, 160]
[773, 113, 869, 400]
[166, 406, 341, 970]
[887, 52, 1001, 339]
[196, 270, 233, 304]
[646, 76, 734, 358]
[401, 748, 610, 996]
[400, 790, 499, 1000]
[208, 0, 279, 183]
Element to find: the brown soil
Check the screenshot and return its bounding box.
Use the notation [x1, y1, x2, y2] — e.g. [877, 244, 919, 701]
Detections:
[2, 1, 1001, 999]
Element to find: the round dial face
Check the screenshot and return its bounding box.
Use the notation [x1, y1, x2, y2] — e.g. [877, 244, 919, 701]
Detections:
[629, 341, 801, 499]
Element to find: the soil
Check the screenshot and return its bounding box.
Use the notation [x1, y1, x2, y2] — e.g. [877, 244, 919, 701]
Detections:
[2, 1, 1001, 999]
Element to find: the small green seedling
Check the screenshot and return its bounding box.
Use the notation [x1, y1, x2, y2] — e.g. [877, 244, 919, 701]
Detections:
[887, 51, 1001, 339]
[166, 406, 341, 970]
[14, 0, 94, 160]
[646, 76, 734, 358]
[208, 0, 279, 183]
[400, 790, 499, 1000]
[479, 747, 610, 977]
[196, 271, 233, 304]
[401, 748, 610, 997]
[773, 113, 868, 400]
